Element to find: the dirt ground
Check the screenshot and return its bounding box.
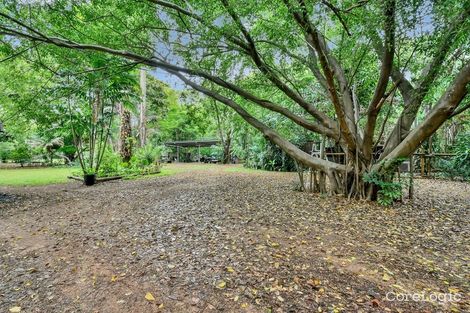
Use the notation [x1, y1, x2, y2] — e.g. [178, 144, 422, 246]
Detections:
[1, 164, 469, 313]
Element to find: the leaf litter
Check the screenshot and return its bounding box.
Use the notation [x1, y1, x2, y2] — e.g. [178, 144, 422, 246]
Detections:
[0, 165, 469, 312]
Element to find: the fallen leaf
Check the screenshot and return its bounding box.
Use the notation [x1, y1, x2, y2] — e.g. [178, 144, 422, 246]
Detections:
[111, 275, 118, 282]
[307, 278, 321, 286]
[226, 266, 235, 273]
[448, 287, 460, 293]
[371, 299, 380, 307]
[216, 280, 226, 289]
[145, 292, 155, 301]
[382, 273, 391, 281]
[392, 284, 405, 292]
[9, 307, 21, 313]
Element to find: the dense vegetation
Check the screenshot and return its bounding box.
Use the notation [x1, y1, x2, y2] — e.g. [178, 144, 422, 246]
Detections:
[0, 0, 469, 197]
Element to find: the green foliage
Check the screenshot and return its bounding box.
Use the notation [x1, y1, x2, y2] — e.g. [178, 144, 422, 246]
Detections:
[245, 138, 296, 172]
[1, 0, 469, 199]
[10, 143, 32, 165]
[96, 146, 165, 178]
[0, 142, 14, 162]
[157, 98, 208, 143]
[129, 145, 163, 175]
[435, 134, 470, 180]
[97, 149, 122, 177]
[59, 144, 77, 157]
[131, 145, 165, 167]
[363, 171, 403, 206]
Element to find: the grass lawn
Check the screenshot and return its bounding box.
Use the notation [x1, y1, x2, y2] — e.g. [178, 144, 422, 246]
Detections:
[0, 167, 77, 186]
[0, 163, 265, 186]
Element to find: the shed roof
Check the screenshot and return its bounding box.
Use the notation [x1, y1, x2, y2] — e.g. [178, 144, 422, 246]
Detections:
[164, 139, 220, 147]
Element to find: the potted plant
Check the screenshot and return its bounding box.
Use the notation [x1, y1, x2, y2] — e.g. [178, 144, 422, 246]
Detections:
[83, 168, 97, 186]
[67, 85, 115, 187]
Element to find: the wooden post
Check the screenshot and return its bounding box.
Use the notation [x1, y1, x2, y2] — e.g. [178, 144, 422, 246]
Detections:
[427, 135, 433, 177]
[409, 154, 414, 200]
[420, 154, 425, 177]
[309, 168, 313, 192]
[344, 149, 348, 195]
[296, 162, 305, 191]
[397, 166, 403, 202]
[319, 136, 326, 193]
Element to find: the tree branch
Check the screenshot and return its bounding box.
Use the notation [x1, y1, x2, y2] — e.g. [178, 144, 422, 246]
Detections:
[0, 17, 341, 140]
[167, 69, 349, 172]
[256, 39, 329, 92]
[285, 0, 358, 150]
[321, 0, 351, 36]
[450, 101, 470, 118]
[376, 61, 470, 172]
[219, 0, 336, 129]
[362, 0, 395, 162]
[381, 2, 470, 158]
[146, 0, 249, 49]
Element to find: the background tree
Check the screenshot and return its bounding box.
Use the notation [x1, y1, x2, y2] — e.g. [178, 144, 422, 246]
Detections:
[139, 68, 147, 147]
[1, 0, 469, 199]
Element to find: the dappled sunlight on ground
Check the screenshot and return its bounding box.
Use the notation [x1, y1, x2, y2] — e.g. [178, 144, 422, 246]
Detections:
[0, 165, 468, 312]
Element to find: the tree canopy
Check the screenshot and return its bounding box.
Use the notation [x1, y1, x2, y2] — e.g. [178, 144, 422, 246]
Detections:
[1, 0, 469, 197]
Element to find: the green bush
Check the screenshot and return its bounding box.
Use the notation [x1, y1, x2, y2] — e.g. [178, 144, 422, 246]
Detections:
[0, 142, 14, 162]
[435, 134, 470, 180]
[96, 146, 164, 177]
[244, 139, 296, 171]
[363, 171, 403, 206]
[131, 145, 165, 167]
[10, 143, 32, 165]
[98, 149, 122, 177]
[59, 145, 77, 162]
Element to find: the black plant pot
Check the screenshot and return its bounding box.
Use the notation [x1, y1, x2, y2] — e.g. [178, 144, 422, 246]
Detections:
[84, 174, 96, 186]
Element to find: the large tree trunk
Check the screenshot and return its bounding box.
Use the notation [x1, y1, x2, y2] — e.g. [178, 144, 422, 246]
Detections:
[222, 129, 232, 164]
[118, 103, 132, 163]
[4, 0, 470, 202]
[211, 99, 233, 164]
[139, 68, 147, 147]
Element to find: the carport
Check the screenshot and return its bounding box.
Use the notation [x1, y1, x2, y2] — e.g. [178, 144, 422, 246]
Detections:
[164, 139, 220, 162]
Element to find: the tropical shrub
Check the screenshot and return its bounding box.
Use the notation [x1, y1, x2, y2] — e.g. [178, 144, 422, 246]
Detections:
[435, 134, 470, 180]
[98, 149, 122, 177]
[131, 145, 165, 167]
[0, 142, 14, 162]
[245, 139, 296, 172]
[10, 143, 32, 166]
[363, 171, 403, 206]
